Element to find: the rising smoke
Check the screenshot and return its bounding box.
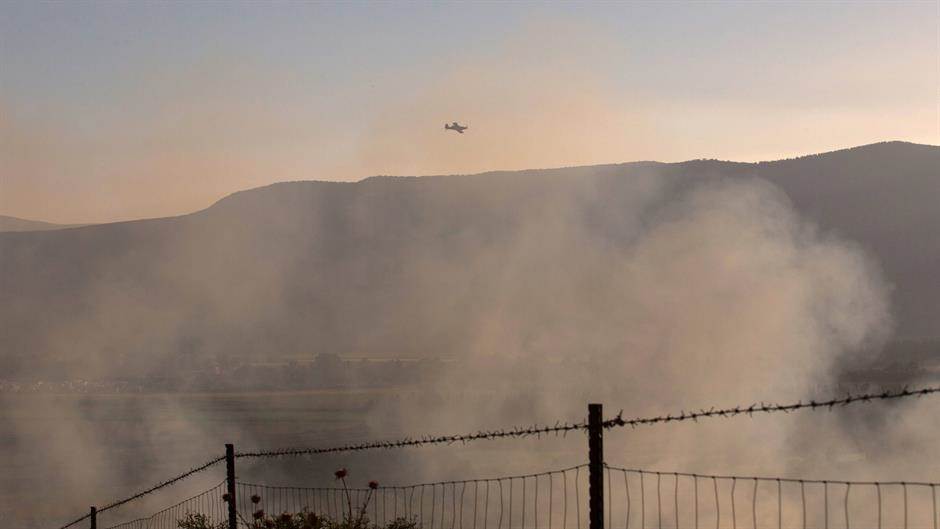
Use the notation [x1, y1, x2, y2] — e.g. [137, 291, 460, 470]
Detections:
[375, 172, 893, 475]
[4, 165, 926, 528]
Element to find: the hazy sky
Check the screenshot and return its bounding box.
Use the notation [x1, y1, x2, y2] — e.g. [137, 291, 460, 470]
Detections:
[1, 1, 938, 223]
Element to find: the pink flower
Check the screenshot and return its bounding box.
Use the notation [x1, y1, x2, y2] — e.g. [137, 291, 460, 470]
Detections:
[334, 468, 348, 479]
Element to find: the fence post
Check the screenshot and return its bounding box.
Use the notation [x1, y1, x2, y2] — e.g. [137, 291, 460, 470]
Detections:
[226, 443, 237, 529]
[588, 403, 604, 529]
[89, 506, 96, 529]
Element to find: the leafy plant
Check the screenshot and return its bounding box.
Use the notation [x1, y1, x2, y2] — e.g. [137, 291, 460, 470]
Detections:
[206, 468, 418, 529]
[177, 512, 227, 529]
[381, 518, 420, 529]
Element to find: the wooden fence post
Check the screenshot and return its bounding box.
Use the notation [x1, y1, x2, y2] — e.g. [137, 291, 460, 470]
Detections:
[588, 403, 604, 529]
[226, 443, 237, 529]
[89, 506, 96, 529]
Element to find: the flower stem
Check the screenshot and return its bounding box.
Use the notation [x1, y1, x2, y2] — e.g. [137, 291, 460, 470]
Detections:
[341, 477, 354, 522]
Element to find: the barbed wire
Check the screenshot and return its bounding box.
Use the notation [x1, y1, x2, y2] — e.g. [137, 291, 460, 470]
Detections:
[58, 512, 93, 529]
[96, 455, 226, 514]
[103, 480, 226, 529]
[239, 385, 940, 459]
[234, 421, 586, 459]
[57, 455, 226, 529]
[603, 385, 940, 430]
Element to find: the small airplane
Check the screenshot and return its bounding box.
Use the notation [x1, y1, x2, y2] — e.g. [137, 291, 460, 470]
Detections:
[444, 122, 468, 134]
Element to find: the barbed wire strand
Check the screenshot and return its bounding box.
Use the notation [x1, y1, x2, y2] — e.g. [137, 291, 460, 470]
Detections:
[235, 421, 586, 459]
[57, 456, 225, 529]
[230, 386, 940, 461]
[603, 386, 940, 430]
[103, 480, 226, 529]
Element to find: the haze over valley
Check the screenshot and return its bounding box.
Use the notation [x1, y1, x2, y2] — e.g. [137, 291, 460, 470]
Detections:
[2, 141, 937, 382]
[2, 2, 939, 528]
[2, 141, 939, 525]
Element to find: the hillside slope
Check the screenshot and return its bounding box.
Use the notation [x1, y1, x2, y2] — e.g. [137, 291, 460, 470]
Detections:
[0, 215, 82, 232]
[1, 142, 936, 378]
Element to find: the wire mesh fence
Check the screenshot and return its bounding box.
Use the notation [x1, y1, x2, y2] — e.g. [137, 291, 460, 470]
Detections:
[97, 466, 590, 529]
[604, 466, 940, 529]
[236, 465, 589, 529]
[102, 481, 227, 529]
[97, 465, 940, 529]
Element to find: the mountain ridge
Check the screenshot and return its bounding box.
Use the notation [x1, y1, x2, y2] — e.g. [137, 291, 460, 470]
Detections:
[8, 141, 931, 230]
[1, 140, 937, 378]
[0, 215, 85, 233]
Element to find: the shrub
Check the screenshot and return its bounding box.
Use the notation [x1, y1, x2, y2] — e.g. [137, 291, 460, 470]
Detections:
[241, 511, 417, 529]
[192, 468, 418, 529]
[177, 513, 227, 529]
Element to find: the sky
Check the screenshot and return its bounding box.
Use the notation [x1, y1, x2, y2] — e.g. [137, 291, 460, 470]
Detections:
[1, 1, 938, 224]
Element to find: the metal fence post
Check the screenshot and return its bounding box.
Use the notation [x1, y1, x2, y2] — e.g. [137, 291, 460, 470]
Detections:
[89, 506, 96, 529]
[588, 403, 604, 529]
[226, 443, 237, 529]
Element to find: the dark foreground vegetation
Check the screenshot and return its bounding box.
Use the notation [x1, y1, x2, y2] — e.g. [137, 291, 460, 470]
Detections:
[180, 470, 418, 529]
[178, 512, 417, 529]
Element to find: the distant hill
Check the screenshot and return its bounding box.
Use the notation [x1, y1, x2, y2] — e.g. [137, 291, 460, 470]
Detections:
[0, 141, 937, 378]
[0, 215, 83, 232]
